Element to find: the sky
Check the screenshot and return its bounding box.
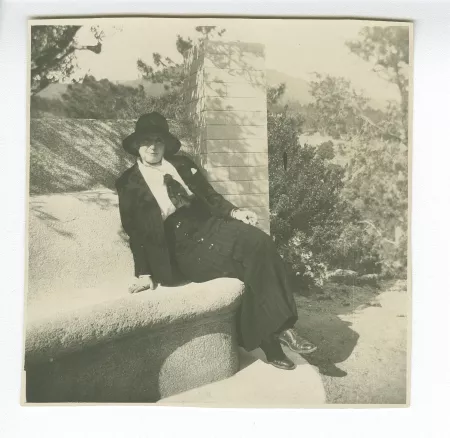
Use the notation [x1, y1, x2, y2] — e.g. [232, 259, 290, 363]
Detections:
[69, 18, 408, 104]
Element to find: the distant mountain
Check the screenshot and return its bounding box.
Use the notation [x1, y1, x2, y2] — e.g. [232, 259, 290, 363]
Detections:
[37, 83, 72, 99]
[37, 69, 310, 101]
[35, 69, 384, 110]
[36, 78, 168, 100]
[119, 70, 314, 106]
[265, 69, 387, 110]
[114, 79, 168, 96]
[266, 69, 312, 105]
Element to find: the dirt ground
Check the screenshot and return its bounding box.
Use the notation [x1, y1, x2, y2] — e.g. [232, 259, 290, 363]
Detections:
[293, 279, 408, 404]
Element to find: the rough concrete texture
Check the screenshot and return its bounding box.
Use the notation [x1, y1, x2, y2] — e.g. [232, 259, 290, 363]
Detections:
[26, 278, 244, 364]
[26, 191, 245, 402]
[28, 190, 131, 306]
[26, 311, 241, 403]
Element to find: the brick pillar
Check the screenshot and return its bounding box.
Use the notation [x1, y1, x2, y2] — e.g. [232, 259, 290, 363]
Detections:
[183, 39, 270, 234]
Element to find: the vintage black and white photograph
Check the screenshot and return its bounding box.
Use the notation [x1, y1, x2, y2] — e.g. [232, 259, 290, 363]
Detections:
[23, 17, 412, 406]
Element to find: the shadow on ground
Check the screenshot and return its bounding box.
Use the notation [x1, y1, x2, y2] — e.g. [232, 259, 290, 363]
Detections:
[293, 281, 385, 378]
[294, 311, 358, 377]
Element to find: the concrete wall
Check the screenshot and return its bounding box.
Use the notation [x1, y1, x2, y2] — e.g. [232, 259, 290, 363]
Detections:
[25, 191, 244, 402]
[26, 280, 243, 403]
[183, 40, 270, 233]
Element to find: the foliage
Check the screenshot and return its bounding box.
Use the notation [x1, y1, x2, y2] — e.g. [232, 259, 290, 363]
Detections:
[32, 76, 143, 119]
[136, 26, 226, 92]
[267, 87, 381, 288]
[307, 74, 371, 140]
[277, 234, 329, 288]
[30, 25, 227, 150]
[31, 75, 184, 121]
[300, 25, 410, 278]
[316, 140, 335, 161]
[30, 25, 104, 95]
[307, 73, 404, 144]
[31, 24, 227, 140]
[346, 26, 409, 137]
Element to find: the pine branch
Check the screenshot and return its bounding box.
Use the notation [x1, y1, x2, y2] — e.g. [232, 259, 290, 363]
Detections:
[352, 102, 405, 143]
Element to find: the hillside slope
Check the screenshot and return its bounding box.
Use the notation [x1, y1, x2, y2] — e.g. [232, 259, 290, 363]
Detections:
[29, 118, 191, 195]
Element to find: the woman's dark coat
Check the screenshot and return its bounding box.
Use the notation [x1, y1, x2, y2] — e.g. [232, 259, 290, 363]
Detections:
[115, 155, 236, 285]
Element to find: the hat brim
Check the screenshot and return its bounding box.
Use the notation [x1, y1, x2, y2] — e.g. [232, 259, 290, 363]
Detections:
[122, 129, 181, 157]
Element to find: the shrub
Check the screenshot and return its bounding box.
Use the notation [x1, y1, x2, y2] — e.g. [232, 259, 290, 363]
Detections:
[268, 102, 381, 289]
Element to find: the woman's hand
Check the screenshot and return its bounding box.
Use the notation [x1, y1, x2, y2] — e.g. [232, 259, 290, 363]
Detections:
[128, 275, 158, 294]
[231, 208, 258, 226]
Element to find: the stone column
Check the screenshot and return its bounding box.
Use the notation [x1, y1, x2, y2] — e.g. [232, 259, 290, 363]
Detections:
[183, 39, 270, 234]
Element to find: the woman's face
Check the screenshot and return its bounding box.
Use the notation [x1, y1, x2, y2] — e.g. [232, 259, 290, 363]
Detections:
[138, 134, 165, 164]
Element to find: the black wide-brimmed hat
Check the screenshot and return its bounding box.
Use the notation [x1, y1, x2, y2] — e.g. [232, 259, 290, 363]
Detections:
[122, 112, 181, 157]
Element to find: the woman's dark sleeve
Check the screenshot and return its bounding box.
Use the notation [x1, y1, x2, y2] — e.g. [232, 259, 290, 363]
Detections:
[183, 156, 237, 217]
[116, 181, 152, 277]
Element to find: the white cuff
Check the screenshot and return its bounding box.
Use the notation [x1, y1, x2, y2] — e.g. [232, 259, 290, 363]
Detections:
[230, 208, 240, 219]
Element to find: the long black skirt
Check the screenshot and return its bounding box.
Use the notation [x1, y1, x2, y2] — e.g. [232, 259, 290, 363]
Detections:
[164, 205, 298, 351]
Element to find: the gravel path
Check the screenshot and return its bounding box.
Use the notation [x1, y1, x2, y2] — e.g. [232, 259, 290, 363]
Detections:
[294, 280, 408, 404]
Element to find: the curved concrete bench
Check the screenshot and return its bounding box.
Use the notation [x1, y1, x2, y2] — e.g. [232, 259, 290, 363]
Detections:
[25, 279, 244, 403]
[25, 191, 245, 403]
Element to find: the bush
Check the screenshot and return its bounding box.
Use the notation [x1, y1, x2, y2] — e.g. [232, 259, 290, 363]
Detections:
[268, 102, 381, 289]
[277, 231, 328, 289]
[325, 222, 382, 274]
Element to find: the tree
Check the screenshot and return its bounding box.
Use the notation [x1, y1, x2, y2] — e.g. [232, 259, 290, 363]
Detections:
[345, 26, 409, 275]
[59, 76, 152, 119]
[136, 26, 226, 91]
[31, 75, 189, 124]
[195, 26, 226, 39]
[308, 73, 404, 143]
[302, 26, 410, 276]
[267, 85, 381, 287]
[308, 74, 371, 140]
[346, 26, 409, 139]
[307, 74, 408, 273]
[31, 25, 103, 95]
[30, 25, 226, 145]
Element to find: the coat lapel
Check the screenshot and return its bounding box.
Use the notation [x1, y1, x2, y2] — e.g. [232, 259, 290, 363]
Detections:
[127, 164, 166, 245]
[167, 156, 202, 197]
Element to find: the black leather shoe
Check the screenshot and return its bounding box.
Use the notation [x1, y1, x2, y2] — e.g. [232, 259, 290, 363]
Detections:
[277, 329, 317, 355]
[260, 337, 297, 371]
[267, 356, 296, 371]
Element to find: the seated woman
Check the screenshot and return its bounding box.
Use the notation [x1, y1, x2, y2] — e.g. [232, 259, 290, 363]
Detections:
[116, 112, 317, 370]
